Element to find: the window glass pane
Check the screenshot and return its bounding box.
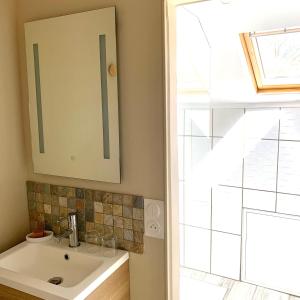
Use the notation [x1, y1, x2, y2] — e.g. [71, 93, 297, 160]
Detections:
[253, 31, 300, 85]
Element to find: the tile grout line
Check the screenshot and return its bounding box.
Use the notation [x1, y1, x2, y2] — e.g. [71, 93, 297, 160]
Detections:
[275, 108, 281, 213]
[210, 108, 214, 274]
[182, 108, 186, 266]
[239, 108, 246, 281]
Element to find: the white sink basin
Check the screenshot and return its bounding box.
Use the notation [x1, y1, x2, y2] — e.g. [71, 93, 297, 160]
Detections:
[0, 239, 129, 299]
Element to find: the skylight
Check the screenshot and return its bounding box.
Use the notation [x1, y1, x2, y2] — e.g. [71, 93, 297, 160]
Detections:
[240, 27, 300, 93]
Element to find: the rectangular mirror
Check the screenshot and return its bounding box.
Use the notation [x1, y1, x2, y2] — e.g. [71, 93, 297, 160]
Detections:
[25, 7, 120, 183]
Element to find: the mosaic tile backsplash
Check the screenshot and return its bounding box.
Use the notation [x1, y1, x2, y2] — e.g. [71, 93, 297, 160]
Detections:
[27, 181, 144, 254]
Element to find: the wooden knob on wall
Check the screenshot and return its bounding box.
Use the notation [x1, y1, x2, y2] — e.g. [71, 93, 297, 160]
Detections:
[108, 64, 117, 77]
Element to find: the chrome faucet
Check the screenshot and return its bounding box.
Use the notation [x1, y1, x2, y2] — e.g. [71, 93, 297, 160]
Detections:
[56, 212, 80, 247]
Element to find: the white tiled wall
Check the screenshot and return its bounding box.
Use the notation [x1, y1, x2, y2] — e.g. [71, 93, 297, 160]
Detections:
[243, 189, 276, 211]
[178, 106, 300, 281]
[211, 231, 241, 280]
[212, 186, 242, 235]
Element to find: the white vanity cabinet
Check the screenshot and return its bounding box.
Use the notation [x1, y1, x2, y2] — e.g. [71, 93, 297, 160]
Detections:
[25, 7, 120, 183]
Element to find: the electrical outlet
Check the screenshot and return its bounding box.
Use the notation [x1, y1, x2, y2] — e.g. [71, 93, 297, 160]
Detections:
[144, 199, 164, 239]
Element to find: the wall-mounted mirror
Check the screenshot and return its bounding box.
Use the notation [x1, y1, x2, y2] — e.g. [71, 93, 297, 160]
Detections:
[25, 7, 120, 183]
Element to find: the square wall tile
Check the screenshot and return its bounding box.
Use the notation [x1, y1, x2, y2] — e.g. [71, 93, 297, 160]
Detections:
[243, 189, 276, 212]
[278, 141, 300, 195]
[213, 108, 244, 138]
[277, 193, 300, 216]
[184, 137, 211, 183]
[280, 108, 300, 141]
[245, 108, 279, 140]
[211, 231, 241, 280]
[212, 186, 242, 235]
[184, 184, 211, 229]
[184, 225, 211, 272]
[59, 197, 67, 207]
[185, 109, 212, 137]
[244, 139, 278, 191]
[191, 137, 211, 168]
[213, 138, 243, 187]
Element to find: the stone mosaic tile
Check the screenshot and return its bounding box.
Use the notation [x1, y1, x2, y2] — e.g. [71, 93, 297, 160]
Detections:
[114, 216, 123, 228]
[86, 222, 95, 232]
[123, 206, 133, 218]
[124, 229, 134, 241]
[133, 208, 144, 220]
[122, 195, 133, 207]
[94, 202, 103, 213]
[113, 204, 122, 216]
[59, 197, 67, 207]
[103, 203, 113, 215]
[133, 220, 144, 232]
[112, 194, 122, 205]
[26, 181, 144, 254]
[123, 218, 133, 230]
[51, 205, 59, 216]
[85, 209, 94, 222]
[59, 207, 68, 218]
[134, 196, 144, 209]
[75, 188, 84, 199]
[51, 196, 59, 206]
[104, 214, 113, 226]
[134, 231, 143, 243]
[95, 213, 103, 224]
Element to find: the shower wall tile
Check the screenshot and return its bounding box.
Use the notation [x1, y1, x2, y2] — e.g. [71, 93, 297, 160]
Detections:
[26, 181, 144, 254]
[277, 193, 300, 216]
[178, 106, 300, 277]
[243, 189, 276, 212]
[243, 139, 278, 191]
[191, 137, 211, 166]
[212, 186, 242, 235]
[185, 109, 212, 137]
[184, 225, 211, 272]
[245, 108, 280, 140]
[211, 231, 241, 280]
[184, 183, 211, 229]
[213, 138, 243, 187]
[213, 108, 244, 137]
[278, 141, 300, 195]
[280, 108, 300, 141]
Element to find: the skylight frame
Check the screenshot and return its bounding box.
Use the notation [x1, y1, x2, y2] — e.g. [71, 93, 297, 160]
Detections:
[240, 27, 300, 94]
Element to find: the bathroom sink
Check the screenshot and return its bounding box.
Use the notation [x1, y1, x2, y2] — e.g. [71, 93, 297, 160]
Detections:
[0, 239, 128, 299]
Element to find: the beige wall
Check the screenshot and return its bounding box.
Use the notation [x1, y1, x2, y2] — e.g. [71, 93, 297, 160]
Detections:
[0, 0, 29, 252]
[16, 1, 165, 299]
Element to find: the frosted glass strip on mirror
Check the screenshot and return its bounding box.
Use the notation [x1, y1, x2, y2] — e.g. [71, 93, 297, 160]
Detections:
[99, 35, 110, 159]
[33, 43, 45, 153]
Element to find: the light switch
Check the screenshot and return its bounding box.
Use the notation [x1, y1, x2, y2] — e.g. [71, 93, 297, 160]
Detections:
[144, 199, 164, 239]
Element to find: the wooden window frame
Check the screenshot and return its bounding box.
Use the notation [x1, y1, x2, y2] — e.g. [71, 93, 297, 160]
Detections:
[240, 30, 300, 94]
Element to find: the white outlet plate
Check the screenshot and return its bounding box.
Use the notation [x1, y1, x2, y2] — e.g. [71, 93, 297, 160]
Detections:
[144, 199, 164, 239]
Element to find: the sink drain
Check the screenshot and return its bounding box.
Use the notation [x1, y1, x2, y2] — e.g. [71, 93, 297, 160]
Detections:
[48, 276, 63, 285]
